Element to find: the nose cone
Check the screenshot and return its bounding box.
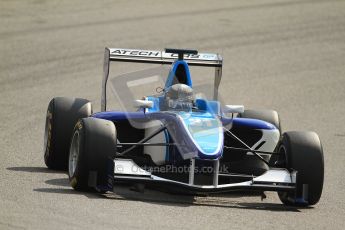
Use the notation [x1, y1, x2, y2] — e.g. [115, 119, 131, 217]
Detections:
[180, 112, 223, 159]
[146, 111, 224, 160]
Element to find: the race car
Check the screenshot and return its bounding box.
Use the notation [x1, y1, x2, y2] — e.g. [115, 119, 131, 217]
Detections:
[43, 48, 324, 206]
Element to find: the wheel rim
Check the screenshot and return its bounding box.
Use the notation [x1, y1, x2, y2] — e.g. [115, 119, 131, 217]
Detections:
[69, 130, 80, 177]
[277, 144, 293, 203]
[278, 145, 288, 168]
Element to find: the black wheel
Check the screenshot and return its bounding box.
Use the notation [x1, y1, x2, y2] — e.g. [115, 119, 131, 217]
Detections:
[278, 131, 324, 206]
[237, 109, 281, 170]
[68, 117, 116, 192]
[238, 109, 281, 133]
[44, 97, 92, 170]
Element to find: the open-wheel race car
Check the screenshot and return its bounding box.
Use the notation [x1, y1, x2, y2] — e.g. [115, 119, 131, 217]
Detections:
[43, 48, 324, 206]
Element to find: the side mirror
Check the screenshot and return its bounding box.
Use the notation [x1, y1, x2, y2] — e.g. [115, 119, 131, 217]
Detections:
[134, 100, 153, 109]
[223, 105, 244, 114]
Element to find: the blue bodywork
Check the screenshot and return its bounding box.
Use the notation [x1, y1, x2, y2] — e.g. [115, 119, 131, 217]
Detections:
[165, 60, 192, 88]
[92, 59, 276, 161]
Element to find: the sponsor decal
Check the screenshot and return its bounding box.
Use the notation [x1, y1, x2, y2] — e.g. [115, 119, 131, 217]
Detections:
[170, 53, 200, 59]
[110, 49, 218, 60]
[46, 111, 52, 150]
[76, 120, 83, 130]
[111, 49, 160, 57]
[47, 111, 52, 119]
[47, 123, 51, 149]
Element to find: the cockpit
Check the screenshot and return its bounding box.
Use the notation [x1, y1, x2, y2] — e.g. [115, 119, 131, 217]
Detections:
[163, 84, 194, 112]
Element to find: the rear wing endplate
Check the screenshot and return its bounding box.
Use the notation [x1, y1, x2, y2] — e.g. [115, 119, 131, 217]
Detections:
[102, 48, 223, 111]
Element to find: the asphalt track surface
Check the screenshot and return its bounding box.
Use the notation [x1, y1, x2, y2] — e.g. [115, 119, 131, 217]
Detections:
[1, 0, 345, 229]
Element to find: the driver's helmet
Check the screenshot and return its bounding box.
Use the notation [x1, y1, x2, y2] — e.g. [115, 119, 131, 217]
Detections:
[164, 84, 194, 111]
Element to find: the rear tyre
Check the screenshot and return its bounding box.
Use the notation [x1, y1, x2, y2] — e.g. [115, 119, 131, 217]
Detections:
[44, 97, 92, 170]
[238, 109, 281, 133]
[68, 117, 117, 192]
[237, 109, 281, 170]
[278, 131, 324, 206]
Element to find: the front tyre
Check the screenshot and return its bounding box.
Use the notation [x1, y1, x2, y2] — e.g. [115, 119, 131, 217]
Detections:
[278, 131, 324, 206]
[68, 117, 117, 192]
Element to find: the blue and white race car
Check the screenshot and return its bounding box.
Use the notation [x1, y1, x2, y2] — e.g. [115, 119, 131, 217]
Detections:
[43, 48, 324, 206]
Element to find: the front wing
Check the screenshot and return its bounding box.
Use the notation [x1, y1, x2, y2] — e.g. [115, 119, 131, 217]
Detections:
[113, 158, 296, 194]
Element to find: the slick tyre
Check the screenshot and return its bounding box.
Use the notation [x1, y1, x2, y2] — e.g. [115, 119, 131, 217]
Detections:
[278, 131, 324, 206]
[238, 109, 281, 133]
[44, 97, 92, 170]
[237, 109, 281, 171]
[68, 118, 116, 192]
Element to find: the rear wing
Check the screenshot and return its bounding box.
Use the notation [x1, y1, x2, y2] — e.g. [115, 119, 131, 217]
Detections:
[106, 48, 222, 67]
[102, 48, 223, 111]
